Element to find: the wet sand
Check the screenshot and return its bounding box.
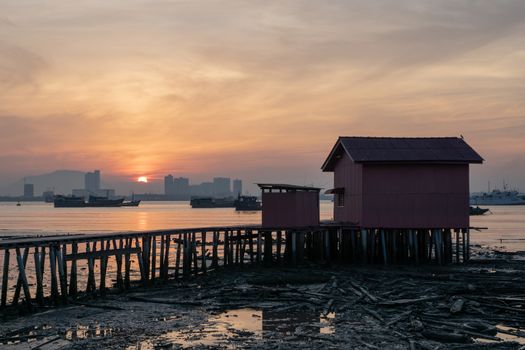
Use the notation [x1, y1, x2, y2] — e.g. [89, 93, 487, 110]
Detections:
[1, 249, 524, 349]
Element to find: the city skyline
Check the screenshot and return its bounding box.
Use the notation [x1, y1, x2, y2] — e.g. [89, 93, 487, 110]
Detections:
[1, 1, 525, 192]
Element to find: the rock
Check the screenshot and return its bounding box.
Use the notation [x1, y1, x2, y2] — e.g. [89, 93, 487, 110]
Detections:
[450, 298, 464, 314]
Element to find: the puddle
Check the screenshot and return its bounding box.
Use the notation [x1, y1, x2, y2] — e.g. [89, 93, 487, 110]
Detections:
[0, 325, 53, 345]
[129, 307, 337, 349]
[474, 324, 525, 345]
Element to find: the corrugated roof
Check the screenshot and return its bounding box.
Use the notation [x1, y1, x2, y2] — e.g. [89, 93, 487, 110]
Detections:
[257, 183, 321, 192]
[322, 136, 484, 171]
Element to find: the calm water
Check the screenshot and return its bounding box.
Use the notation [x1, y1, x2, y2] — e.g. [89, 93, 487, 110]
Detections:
[0, 201, 523, 251]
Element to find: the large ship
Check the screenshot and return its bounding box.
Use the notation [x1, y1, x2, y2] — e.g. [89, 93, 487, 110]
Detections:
[54, 195, 127, 207]
[53, 195, 87, 208]
[470, 189, 525, 205]
[190, 197, 235, 208]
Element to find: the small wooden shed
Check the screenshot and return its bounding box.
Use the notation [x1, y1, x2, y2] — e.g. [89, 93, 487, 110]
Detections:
[258, 184, 321, 228]
[321, 137, 483, 229]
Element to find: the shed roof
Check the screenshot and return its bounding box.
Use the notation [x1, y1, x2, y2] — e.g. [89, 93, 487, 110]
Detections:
[257, 183, 321, 192]
[322, 136, 484, 171]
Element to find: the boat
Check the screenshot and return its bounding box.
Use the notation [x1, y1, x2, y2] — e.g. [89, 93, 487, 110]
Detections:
[87, 195, 124, 207]
[190, 196, 235, 208]
[470, 189, 525, 205]
[54, 195, 86, 208]
[469, 206, 490, 216]
[16, 202, 21, 207]
[122, 200, 141, 207]
[234, 195, 262, 211]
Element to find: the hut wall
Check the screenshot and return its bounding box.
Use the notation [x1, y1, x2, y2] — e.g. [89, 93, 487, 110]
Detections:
[262, 192, 320, 228]
[360, 164, 470, 228]
[333, 154, 363, 224]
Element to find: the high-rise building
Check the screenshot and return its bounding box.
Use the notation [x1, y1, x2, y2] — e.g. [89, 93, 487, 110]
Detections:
[23, 183, 34, 198]
[233, 179, 242, 197]
[213, 177, 231, 198]
[85, 170, 101, 194]
[173, 177, 190, 199]
[164, 174, 174, 196]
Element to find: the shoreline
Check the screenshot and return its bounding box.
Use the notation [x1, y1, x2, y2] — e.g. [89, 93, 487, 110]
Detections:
[1, 248, 524, 349]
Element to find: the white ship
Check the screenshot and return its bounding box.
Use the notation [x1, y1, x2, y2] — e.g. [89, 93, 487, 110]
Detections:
[470, 189, 525, 205]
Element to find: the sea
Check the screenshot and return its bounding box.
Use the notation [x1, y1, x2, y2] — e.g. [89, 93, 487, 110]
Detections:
[0, 201, 524, 252]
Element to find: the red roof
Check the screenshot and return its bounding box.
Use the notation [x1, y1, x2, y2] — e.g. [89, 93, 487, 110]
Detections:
[322, 136, 483, 171]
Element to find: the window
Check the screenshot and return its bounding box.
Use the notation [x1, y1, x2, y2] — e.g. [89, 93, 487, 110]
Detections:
[336, 193, 344, 207]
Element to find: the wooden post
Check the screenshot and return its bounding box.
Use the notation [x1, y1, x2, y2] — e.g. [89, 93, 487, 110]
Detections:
[381, 230, 388, 265]
[360, 229, 368, 264]
[256, 231, 262, 264]
[235, 230, 241, 264]
[159, 235, 165, 280]
[466, 229, 470, 262]
[56, 244, 68, 302]
[69, 243, 78, 297]
[164, 234, 171, 281]
[125, 238, 131, 289]
[34, 247, 44, 305]
[248, 230, 254, 263]
[12, 247, 29, 305]
[114, 239, 123, 290]
[15, 248, 32, 310]
[413, 230, 419, 265]
[175, 234, 182, 278]
[49, 246, 59, 303]
[291, 231, 297, 266]
[263, 231, 273, 265]
[99, 240, 107, 296]
[1, 249, 9, 308]
[324, 230, 330, 263]
[133, 238, 145, 285]
[201, 231, 207, 274]
[151, 236, 157, 283]
[276, 231, 282, 264]
[223, 231, 229, 267]
[455, 230, 460, 264]
[192, 232, 198, 276]
[212, 231, 218, 268]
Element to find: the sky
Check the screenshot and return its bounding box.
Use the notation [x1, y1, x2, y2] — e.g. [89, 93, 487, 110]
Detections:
[1, 0, 525, 195]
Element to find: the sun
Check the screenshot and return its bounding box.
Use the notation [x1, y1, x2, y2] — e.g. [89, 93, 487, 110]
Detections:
[137, 176, 148, 183]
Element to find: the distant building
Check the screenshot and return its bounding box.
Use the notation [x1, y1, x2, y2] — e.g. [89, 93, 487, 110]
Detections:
[213, 177, 231, 198]
[85, 170, 101, 194]
[42, 190, 55, 202]
[233, 179, 242, 197]
[23, 183, 34, 198]
[164, 174, 175, 196]
[173, 177, 190, 200]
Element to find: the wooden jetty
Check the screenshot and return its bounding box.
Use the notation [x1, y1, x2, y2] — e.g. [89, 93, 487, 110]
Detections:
[0, 224, 471, 311]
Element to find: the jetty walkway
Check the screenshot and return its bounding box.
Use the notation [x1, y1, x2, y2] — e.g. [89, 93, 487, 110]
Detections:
[0, 225, 471, 311]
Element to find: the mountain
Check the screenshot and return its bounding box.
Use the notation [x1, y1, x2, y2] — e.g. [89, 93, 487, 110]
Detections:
[2, 170, 85, 196]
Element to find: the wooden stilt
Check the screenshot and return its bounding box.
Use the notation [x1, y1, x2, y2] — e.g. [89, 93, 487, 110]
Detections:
[276, 231, 282, 264]
[15, 248, 32, 310]
[164, 235, 171, 280]
[34, 247, 44, 305]
[201, 231, 207, 274]
[12, 247, 29, 305]
[1, 249, 9, 308]
[175, 234, 182, 278]
[151, 236, 157, 283]
[69, 243, 78, 297]
[125, 238, 131, 289]
[212, 231, 218, 268]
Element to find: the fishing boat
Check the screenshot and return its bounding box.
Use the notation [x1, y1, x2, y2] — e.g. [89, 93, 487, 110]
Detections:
[234, 195, 262, 211]
[469, 206, 490, 216]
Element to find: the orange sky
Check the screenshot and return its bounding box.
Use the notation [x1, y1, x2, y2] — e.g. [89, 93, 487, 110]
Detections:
[1, 1, 525, 194]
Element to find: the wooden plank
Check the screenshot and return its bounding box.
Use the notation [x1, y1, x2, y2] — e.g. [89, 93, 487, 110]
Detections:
[99, 240, 107, 295]
[114, 238, 123, 290]
[1, 249, 10, 308]
[15, 248, 32, 310]
[151, 236, 157, 283]
[124, 238, 131, 289]
[211, 231, 218, 268]
[192, 232, 198, 276]
[159, 235, 165, 280]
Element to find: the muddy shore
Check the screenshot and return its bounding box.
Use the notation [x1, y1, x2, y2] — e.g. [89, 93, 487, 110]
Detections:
[1, 248, 524, 349]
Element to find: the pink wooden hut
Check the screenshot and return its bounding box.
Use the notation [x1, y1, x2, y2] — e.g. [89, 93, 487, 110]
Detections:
[321, 137, 483, 229]
[257, 184, 321, 228]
